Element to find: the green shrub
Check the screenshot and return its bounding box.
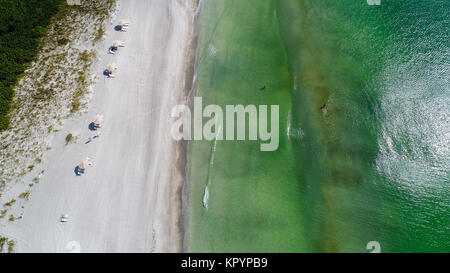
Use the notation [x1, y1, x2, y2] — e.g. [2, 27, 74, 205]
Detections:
[7, 240, 15, 253]
[3, 198, 16, 207]
[0, 237, 6, 251]
[19, 191, 30, 199]
[93, 26, 104, 43]
[57, 37, 69, 45]
[65, 133, 73, 144]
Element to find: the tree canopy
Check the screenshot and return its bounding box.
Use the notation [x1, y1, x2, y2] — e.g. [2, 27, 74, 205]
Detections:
[0, 0, 62, 130]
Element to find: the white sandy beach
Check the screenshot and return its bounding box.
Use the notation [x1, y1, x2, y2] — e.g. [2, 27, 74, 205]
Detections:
[2, 0, 196, 252]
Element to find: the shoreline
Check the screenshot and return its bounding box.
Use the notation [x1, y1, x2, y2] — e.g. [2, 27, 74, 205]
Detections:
[151, 0, 199, 252]
[180, 5, 201, 252]
[1, 0, 197, 252]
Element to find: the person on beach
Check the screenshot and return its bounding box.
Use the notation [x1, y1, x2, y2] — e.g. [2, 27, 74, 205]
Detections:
[86, 137, 92, 144]
[93, 132, 102, 139]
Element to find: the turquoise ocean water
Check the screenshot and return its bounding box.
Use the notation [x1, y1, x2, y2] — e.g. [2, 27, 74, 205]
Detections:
[188, 0, 449, 252]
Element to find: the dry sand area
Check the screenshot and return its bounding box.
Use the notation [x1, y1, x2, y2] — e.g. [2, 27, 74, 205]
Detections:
[2, 0, 196, 252]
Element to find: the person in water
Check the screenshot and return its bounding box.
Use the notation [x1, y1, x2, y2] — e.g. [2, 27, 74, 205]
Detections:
[320, 103, 327, 110]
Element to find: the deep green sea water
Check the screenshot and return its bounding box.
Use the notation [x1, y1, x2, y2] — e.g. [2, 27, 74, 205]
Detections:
[188, 0, 449, 252]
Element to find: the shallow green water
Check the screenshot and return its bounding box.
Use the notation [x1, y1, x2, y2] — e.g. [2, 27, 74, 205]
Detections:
[188, 0, 449, 252]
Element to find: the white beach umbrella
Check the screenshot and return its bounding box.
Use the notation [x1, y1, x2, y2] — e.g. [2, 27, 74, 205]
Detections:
[78, 158, 90, 170]
[92, 114, 104, 125]
[107, 63, 118, 71]
[113, 40, 124, 47]
[118, 20, 129, 26]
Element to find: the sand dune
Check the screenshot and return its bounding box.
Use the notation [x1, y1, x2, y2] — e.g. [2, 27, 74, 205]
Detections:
[3, 0, 196, 252]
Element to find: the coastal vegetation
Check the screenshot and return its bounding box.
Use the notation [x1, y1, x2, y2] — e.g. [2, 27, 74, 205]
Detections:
[0, 0, 116, 253]
[0, 236, 15, 253]
[0, 0, 63, 130]
[0, 0, 115, 218]
[18, 191, 30, 200]
[65, 133, 73, 144]
[3, 198, 15, 207]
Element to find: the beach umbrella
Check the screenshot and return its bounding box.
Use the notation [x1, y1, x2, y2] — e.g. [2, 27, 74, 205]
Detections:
[78, 158, 90, 170]
[113, 40, 124, 47]
[107, 63, 118, 71]
[92, 114, 104, 125]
